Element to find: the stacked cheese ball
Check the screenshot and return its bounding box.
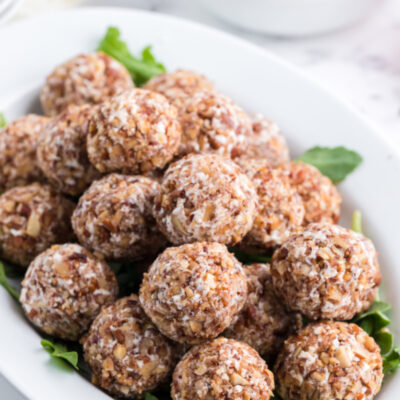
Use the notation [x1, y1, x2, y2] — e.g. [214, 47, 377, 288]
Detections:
[0, 52, 385, 400]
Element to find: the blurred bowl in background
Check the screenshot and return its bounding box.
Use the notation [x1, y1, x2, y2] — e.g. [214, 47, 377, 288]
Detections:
[194, 0, 384, 37]
[0, 0, 23, 25]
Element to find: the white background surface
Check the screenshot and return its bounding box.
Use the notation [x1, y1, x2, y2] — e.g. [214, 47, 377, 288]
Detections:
[1, 1, 400, 398]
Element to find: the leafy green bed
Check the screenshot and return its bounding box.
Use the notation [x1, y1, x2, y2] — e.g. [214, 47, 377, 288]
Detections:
[0, 26, 398, 400]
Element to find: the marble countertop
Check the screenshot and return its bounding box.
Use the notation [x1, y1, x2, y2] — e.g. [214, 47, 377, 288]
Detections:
[2, 0, 400, 398]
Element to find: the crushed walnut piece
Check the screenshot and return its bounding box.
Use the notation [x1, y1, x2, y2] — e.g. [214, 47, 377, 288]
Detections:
[72, 173, 166, 262]
[20, 243, 118, 340]
[271, 222, 381, 320]
[0, 183, 75, 267]
[139, 242, 247, 344]
[37, 104, 101, 196]
[154, 153, 257, 246]
[82, 294, 176, 398]
[275, 321, 383, 400]
[40, 51, 134, 116]
[86, 88, 181, 175]
[224, 263, 302, 358]
[172, 337, 274, 400]
[0, 114, 49, 192]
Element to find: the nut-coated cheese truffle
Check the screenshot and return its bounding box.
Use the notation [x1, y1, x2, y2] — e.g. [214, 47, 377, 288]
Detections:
[82, 294, 176, 398]
[144, 69, 215, 108]
[40, 52, 134, 116]
[271, 222, 381, 320]
[154, 154, 257, 246]
[224, 263, 301, 358]
[287, 161, 342, 225]
[275, 321, 383, 400]
[0, 183, 75, 267]
[140, 242, 247, 344]
[171, 337, 274, 400]
[72, 174, 166, 261]
[238, 158, 305, 250]
[177, 90, 251, 158]
[86, 89, 181, 174]
[0, 114, 49, 192]
[37, 104, 101, 195]
[241, 113, 290, 166]
[20, 243, 118, 340]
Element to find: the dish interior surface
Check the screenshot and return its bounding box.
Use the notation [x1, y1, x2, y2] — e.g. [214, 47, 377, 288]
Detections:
[0, 7, 399, 400]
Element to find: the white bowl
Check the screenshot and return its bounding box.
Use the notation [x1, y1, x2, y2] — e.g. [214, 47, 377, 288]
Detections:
[0, 7, 399, 399]
[195, 0, 383, 36]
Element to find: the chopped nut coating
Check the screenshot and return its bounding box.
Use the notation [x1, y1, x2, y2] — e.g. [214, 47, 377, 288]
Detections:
[140, 242, 247, 344]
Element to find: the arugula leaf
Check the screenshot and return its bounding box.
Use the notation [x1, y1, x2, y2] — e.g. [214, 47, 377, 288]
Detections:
[41, 339, 79, 370]
[383, 346, 400, 375]
[296, 146, 362, 183]
[353, 299, 400, 376]
[97, 27, 166, 86]
[230, 248, 271, 265]
[0, 113, 6, 127]
[354, 301, 391, 321]
[145, 393, 159, 400]
[352, 210, 363, 234]
[353, 300, 391, 335]
[0, 261, 20, 300]
[375, 330, 394, 356]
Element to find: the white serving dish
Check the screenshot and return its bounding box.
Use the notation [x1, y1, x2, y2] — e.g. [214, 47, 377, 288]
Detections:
[0, 6, 399, 399]
[195, 0, 383, 36]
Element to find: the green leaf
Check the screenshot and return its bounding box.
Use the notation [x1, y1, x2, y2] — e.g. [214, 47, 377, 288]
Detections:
[352, 210, 363, 234]
[0, 113, 6, 128]
[353, 301, 391, 321]
[375, 330, 394, 356]
[41, 339, 79, 370]
[296, 146, 362, 183]
[97, 27, 166, 86]
[230, 248, 271, 265]
[383, 346, 400, 375]
[352, 301, 391, 335]
[145, 394, 159, 400]
[0, 261, 20, 300]
[109, 262, 123, 274]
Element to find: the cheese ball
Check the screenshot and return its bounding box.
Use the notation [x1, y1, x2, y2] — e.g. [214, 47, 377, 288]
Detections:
[144, 69, 215, 108]
[241, 113, 290, 166]
[154, 154, 257, 246]
[37, 104, 101, 196]
[0, 183, 75, 267]
[224, 263, 301, 358]
[82, 294, 176, 398]
[275, 321, 383, 400]
[20, 243, 118, 340]
[171, 337, 274, 400]
[72, 174, 166, 261]
[139, 242, 247, 344]
[287, 161, 342, 224]
[0, 114, 49, 192]
[239, 158, 305, 250]
[271, 222, 381, 320]
[86, 89, 181, 174]
[40, 52, 134, 116]
[177, 90, 251, 158]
